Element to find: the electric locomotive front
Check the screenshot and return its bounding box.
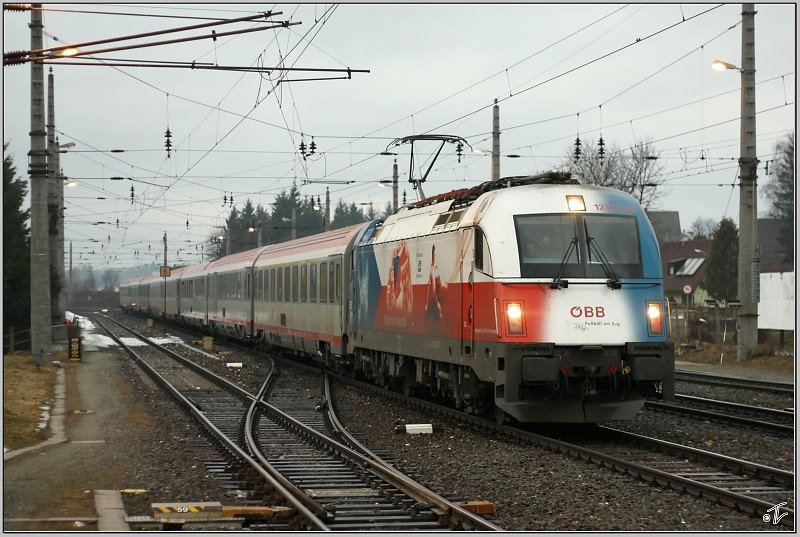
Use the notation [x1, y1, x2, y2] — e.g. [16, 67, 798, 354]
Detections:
[473, 182, 675, 423]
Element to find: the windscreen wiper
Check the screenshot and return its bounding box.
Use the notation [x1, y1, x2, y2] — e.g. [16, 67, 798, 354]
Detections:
[587, 236, 622, 289]
[550, 237, 577, 289]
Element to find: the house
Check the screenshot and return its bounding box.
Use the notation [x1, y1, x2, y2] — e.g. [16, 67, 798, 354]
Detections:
[758, 217, 793, 273]
[659, 238, 713, 309]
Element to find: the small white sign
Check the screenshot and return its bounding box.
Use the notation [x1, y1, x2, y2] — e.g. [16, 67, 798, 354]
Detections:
[682, 284, 692, 295]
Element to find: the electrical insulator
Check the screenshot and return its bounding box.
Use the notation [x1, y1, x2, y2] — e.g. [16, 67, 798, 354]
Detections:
[230, 194, 234, 205]
[309, 137, 317, 156]
[164, 127, 172, 158]
[598, 136, 605, 162]
[456, 141, 464, 163]
[116, 218, 119, 228]
[186, 219, 189, 229]
[573, 136, 581, 162]
[223, 193, 227, 206]
[130, 185, 135, 205]
[299, 139, 307, 159]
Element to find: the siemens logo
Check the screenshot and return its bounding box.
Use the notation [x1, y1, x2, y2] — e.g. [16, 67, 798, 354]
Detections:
[632, 345, 665, 352]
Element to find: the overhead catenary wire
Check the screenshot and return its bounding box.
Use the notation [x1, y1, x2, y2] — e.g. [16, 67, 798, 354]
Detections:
[35, 5, 791, 266]
[421, 4, 726, 135]
[6, 11, 285, 63]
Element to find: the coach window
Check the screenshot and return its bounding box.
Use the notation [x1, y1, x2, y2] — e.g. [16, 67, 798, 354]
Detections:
[301, 265, 308, 302]
[309, 264, 317, 303]
[276, 268, 283, 301]
[292, 266, 299, 302]
[320, 262, 328, 303]
[270, 268, 276, 301]
[261, 270, 266, 301]
[283, 267, 291, 302]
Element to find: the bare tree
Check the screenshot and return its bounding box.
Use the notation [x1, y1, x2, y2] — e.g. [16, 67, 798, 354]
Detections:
[102, 269, 120, 291]
[83, 265, 97, 293]
[564, 137, 666, 209]
[690, 217, 718, 239]
[762, 132, 794, 260]
[563, 137, 622, 189]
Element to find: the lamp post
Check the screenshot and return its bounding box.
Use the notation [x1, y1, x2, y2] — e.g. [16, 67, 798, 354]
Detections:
[711, 3, 759, 361]
[247, 223, 262, 247]
[378, 158, 399, 213]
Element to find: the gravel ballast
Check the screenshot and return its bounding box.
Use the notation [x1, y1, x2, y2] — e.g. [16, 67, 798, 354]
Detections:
[49, 314, 791, 532]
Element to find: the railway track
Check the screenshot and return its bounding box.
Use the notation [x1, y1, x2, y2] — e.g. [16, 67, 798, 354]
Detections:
[105, 310, 794, 528]
[551, 425, 794, 526]
[332, 371, 795, 529]
[91, 314, 501, 531]
[675, 369, 794, 395]
[645, 395, 794, 435]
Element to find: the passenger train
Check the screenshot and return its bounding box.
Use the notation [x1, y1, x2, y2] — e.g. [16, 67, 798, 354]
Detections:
[120, 172, 675, 423]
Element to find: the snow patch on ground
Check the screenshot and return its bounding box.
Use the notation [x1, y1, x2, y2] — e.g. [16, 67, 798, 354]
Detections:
[37, 404, 51, 430]
[66, 311, 185, 348]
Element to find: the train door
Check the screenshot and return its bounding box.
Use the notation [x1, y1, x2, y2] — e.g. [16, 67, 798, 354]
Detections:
[330, 255, 343, 353]
[204, 274, 209, 326]
[210, 273, 217, 325]
[460, 228, 475, 357]
[247, 266, 255, 338]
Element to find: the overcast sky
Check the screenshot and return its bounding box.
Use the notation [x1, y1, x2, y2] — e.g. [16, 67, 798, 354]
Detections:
[2, 3, 796, 271]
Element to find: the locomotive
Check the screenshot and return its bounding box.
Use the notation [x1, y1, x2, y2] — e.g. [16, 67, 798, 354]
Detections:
[120, 172, 675, 423]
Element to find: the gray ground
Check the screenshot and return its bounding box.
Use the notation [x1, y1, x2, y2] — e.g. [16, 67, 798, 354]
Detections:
[3, 338, 793, 532]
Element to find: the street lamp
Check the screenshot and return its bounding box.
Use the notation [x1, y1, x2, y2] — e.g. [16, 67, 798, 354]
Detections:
[711, 59, 740, 72]
[247, 222, 262, 247]
[711, 4, 759, 361]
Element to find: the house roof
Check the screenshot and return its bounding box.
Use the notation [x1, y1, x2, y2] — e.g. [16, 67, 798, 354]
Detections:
[660, 238, 713, 293]
[646, 210, 682, 245]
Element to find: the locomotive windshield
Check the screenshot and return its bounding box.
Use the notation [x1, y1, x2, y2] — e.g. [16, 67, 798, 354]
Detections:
[515, 213, 642, 279]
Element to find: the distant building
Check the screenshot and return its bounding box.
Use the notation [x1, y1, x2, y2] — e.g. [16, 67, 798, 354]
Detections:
[646, 211, 682, 245]
[758, 217, 793, 273]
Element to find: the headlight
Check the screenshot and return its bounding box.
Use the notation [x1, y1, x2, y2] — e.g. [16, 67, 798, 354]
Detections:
[647, 301, 663, 335]
[506, 302, 524, 334]
[566, 195, 586, 211]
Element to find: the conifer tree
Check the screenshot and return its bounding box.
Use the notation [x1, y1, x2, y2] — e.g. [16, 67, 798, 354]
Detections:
[702, 218, 739, 301]
[3, 143, 31, 331]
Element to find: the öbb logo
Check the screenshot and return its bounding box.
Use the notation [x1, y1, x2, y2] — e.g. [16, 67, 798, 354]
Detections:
[570, 306, 606, 318]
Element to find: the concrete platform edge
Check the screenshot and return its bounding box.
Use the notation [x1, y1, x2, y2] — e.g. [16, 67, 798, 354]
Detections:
[94, 489, 131, 531]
